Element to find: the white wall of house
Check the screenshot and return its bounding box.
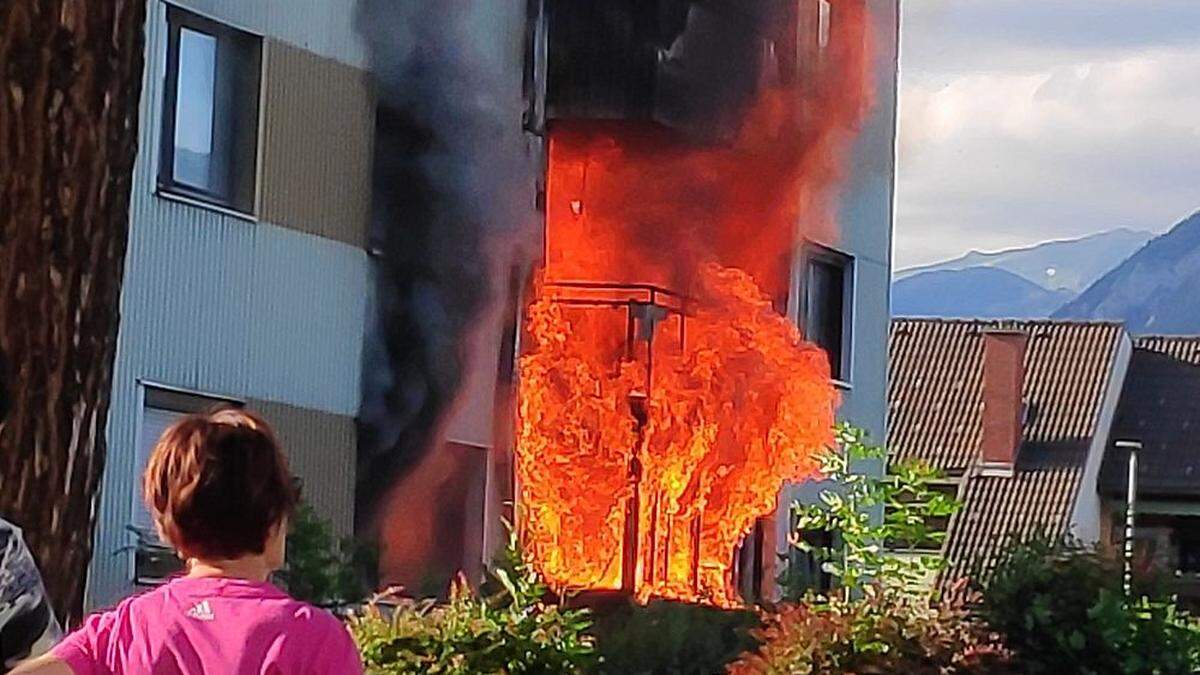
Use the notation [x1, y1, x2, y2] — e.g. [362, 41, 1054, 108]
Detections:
[86, 0, 370, 609]
[1070, 332, 1133, 543]
[777, 0, 900, 587]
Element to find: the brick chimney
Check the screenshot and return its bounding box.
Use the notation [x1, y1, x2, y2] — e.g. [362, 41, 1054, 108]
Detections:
[979, 330, 1028, 477]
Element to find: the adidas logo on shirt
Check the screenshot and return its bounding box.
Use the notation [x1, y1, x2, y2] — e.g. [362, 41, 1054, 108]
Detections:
[186, 600, 214, 621]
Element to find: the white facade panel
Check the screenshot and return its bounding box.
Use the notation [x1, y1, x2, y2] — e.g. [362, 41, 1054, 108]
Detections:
[87, 0, 369, 609]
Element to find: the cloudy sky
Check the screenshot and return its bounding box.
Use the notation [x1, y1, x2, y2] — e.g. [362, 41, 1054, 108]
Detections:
[894, 0, 1200, 270]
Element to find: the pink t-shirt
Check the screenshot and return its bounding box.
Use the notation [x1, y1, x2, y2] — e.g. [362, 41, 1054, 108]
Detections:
[51, 577, 363, 674]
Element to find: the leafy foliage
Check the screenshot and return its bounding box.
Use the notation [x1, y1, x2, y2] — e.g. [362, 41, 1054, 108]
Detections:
[977, 536, 1200, 675]
[279, 503, 377, 608]
[589, 599, 759, 674]
[788, 423, 960, 595]
[728, 584, 1011, 674]
[733, 425, 1004, 673]
[349, 535, 597, 674]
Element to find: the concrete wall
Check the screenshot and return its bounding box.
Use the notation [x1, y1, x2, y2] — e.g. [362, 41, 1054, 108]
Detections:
[251, 398, 358, 537]
[777, 0, 900, 583]
[87, 0, 371, 609]
[165, 0, 367, 66]
[824, 0, 899, 441]
[259, 40, 374, 247]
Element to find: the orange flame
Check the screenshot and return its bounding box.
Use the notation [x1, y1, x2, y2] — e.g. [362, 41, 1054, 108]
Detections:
[516, 0, 872, 606]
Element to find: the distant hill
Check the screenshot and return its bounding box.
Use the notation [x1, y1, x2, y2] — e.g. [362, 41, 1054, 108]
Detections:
[893, 266, 1076, 319]
[896, 228, 1154, 294]
[1055, 212, 1200, 335]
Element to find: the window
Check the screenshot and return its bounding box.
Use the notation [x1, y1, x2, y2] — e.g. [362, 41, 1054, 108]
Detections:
[159, 6, 261, 214]
[786, 527, 835, 595]
[803, 245, 853, 382]
[132, 386, 239, 584]
[735, 519, 770, 603]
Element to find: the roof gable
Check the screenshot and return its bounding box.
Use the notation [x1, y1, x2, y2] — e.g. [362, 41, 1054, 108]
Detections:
[888, 318, 1125, 579]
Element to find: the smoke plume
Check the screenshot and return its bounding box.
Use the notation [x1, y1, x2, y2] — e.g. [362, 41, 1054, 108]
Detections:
[355, 1, 534, 527]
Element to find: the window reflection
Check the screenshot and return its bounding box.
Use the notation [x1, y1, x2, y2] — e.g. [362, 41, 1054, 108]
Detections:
[173, 28, 217, 191]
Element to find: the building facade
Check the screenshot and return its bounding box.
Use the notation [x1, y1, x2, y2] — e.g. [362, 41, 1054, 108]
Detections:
[779, 0, 899, 596]
[87, 0, 373, 609]
[375, 0, 901, 602]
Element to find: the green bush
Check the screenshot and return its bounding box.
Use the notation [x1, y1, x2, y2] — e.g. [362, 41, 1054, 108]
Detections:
[788, 424, 959, 596]
[589, 599, 759, 674]
[977, 536, 1200, 675]
[728, 586, 1011, 674]
[349, 538, 598, 674]
[733, 425, 1006, 673]
[279, 502, 377, 608]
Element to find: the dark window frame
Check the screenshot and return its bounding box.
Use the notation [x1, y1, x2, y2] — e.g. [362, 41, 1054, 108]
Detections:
[787, 525, 836, 595]
[158, 5, 262, 215]
[800, 243, 854, 383]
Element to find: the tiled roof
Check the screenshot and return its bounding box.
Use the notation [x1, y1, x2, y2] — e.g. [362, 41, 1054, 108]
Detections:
[888, 319, 1125, 580]
[1099, 336, 1200, 498]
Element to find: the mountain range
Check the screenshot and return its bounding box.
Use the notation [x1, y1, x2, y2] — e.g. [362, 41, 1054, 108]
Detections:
[892, 228, 1153, 320]
[895, 227, 1154, 295]
[893, 212, 1200, 334]
[1056, 211, 1200, 334]
[892, 266, 1075, 320]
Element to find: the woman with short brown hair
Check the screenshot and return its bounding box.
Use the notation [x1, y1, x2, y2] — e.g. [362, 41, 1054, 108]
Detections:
[14, 407, 362, 674]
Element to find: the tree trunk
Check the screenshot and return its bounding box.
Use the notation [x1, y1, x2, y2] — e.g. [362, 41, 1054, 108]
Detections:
[0, 0, 147, 624]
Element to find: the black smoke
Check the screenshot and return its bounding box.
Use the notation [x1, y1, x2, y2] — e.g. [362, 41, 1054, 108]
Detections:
[355, 2, 533, 528]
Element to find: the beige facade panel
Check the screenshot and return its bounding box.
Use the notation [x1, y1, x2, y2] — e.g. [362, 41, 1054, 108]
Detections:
[260, 39, 374, 248]
[249, 397, 357, 536]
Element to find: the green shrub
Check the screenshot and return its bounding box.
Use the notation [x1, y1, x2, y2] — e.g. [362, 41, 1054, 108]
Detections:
[733, 425, 1004, 673]
[349, 537, 598, 674]
[279, 503, 377, 608]
[977, 536, 1200, 675]
[589, 599, 759, 674]
[787, 423, 961, 596]
[728, 586, 1011, 674]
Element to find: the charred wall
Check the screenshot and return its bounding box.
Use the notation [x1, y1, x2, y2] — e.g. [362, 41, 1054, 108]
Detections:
[546, 0, 804, 140]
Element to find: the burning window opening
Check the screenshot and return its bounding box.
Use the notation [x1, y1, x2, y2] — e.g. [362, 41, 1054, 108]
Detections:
[513, 0, 871, 608]
[518, 269, 839, 607]
[354, 0, 874, 605]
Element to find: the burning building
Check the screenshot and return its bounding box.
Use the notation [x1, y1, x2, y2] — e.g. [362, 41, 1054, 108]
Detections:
[367, 0, 899, 606]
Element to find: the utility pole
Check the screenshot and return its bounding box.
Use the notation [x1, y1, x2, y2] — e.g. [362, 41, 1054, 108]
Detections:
[1115, 440, 1142, 596]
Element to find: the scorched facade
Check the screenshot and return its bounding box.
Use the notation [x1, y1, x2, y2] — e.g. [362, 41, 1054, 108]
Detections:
[377, 0, 899, 604]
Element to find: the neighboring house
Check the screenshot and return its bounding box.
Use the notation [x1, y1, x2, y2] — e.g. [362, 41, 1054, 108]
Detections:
[1098, 336, 1200, 606]
[887, 319, 1132, 583]
[87, 0, 373, 609]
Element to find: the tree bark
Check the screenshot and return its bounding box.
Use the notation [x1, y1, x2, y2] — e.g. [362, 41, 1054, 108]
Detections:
[0, 0, 146, 624]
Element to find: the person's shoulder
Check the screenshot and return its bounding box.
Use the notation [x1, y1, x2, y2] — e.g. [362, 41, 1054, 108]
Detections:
[85, 585, 162, 624]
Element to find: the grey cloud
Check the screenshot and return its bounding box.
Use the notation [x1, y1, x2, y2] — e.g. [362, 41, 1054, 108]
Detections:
[895, 2, 1200, 269]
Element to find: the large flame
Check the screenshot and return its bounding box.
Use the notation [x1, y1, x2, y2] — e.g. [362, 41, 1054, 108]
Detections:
[516, 0, 872, 606]
[518, 266, 837, 605]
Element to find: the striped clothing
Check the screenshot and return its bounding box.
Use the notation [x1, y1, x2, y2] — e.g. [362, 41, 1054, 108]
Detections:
[0, 518, 61, 673]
